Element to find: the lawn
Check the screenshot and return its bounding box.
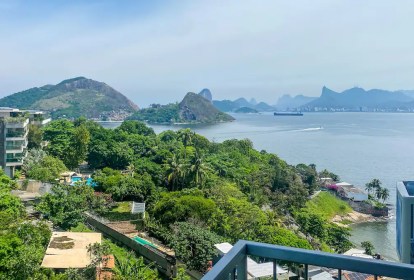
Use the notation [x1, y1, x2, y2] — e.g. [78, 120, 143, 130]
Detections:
[304, 191, 352, 220]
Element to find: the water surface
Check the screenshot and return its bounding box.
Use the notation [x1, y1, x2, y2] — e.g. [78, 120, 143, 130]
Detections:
[101, 112, 414, 260]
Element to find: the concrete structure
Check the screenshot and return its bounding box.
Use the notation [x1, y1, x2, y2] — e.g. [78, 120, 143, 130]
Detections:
[42, 232, 102, 269]
[396, 181, 414, 264]
[337, 183, 368, 202]
[0, 107, 50, 177]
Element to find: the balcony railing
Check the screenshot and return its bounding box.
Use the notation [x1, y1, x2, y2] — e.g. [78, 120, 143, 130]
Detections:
[6, 130, 26, 138]
[6, 158, 23, 163]
[6, 144, 23, 150]
[203, 240, 414, 280]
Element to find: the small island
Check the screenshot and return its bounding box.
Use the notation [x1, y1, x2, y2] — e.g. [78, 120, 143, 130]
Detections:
[129, 92, 235, 124]
[234, 106, 258, 113]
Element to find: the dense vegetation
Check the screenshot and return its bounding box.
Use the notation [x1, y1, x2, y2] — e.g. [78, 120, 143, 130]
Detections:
[0, 77, 138, 119]
[129, 92, 234, 124]
[21, 119, 354, 274]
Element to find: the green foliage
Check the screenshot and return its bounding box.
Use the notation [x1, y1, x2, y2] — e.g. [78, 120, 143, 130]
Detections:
[93, 168, 156, 202]
[113, 251, 159, 280]
[28, 123, 43, 149]
[304, 192, 352, 220]
[26, 155, 67, 182]
[116, 120, 155, 136]
[152, 191, 218, 225]
[43, 119, 90, 169]
[129, 103, 180, 124]
[259, 226, 312, 249]
[361, 241, 375, 255]
[0, 183, 52, 279]
[169, 222, 223, 272]
[0, 189, 26, 228]
[319, 169, 340, 182]
[37, 184, 94, 229]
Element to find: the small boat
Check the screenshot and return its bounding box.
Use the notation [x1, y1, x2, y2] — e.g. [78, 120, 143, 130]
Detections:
[274, 112, 303, 116]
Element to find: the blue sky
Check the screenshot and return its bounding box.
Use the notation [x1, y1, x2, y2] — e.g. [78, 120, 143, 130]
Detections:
[1, 1, 414, 107]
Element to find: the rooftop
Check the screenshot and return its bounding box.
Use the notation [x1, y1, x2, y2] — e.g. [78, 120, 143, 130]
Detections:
[41, 232, 102, 269]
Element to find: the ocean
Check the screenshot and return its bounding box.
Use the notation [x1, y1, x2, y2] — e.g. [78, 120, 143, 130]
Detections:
[100, 112, 414, 261]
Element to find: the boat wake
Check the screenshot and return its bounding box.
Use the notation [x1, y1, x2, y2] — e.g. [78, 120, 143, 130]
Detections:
[295, 127, 324, 132]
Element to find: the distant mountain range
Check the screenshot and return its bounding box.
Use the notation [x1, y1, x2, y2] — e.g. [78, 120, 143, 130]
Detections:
[275, 95, 317, 110]
[0, 77, 138, 119]
[213, 97, 275, 112]
[302, 86, 414, 111]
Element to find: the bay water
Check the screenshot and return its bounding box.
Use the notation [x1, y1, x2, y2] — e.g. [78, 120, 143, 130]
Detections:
[101, 112, 414, 261]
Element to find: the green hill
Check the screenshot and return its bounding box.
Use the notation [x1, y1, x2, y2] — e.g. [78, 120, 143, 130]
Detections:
[0, 77, 138, 119]
[129, 92, 234, 124]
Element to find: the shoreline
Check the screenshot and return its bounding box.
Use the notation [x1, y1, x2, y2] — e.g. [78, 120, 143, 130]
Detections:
[332, 210, 390, 227]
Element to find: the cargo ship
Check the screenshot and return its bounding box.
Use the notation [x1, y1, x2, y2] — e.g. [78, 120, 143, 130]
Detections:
[274, 112, 303, 116]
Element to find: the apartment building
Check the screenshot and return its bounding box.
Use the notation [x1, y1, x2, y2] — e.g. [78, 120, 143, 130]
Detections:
[0, 107, 50, 177]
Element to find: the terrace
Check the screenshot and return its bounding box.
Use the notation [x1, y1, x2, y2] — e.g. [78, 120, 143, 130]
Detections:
[203, 240, 414, 280]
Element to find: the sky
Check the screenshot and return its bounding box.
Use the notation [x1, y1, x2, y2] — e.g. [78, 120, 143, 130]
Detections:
[1, 0, 414, 107]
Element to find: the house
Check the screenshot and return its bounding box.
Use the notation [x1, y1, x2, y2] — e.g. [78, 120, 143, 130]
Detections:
[337, 184, 368, 202]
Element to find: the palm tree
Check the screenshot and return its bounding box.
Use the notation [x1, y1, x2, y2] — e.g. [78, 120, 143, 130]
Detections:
[165, 155, 187, 191]
[366, 179, 381, 199]
[178, 129, 194, 158]
[189, 151, 211, 189]
[380, 187, 390, 203]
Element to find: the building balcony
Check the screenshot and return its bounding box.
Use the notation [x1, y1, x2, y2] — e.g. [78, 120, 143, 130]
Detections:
[5, 157, 23, 166]
[6, 129, 28, 140]
[5, 118, 29, 128]
[31, 117, 51, 126]
[203, 240, 414, 280]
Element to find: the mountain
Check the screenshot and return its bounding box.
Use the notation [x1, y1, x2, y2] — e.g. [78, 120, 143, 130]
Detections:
[198, 88, 212, 102]
[0, 77, 138, 119]
[303, 86, 414, 111]
[129, 92, 234, 124]
[233, 98, 251, 108]
[234, 107, 258, 113]
[179, 92, 234, 123]
[275, 94, 317, 110]
[212, 100, 239, 112]
[213, 98, 275, 112]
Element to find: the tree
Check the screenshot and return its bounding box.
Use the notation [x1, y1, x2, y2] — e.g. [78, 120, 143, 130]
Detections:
[43, 119, 74, 162]
[189, 151, 211, 189]
[325, 224, 352, 253]
[379, 187, 390, 203]
[22, 148, 47, 174]
[165, 155, 186, 191]
[65, 124, 90, 169]
[365, 179, 381, 198]
[116, 120, 155, 136]
[37, 184, 94, 229]
[113, 252, 159, 279]
[361, 241, 375, 255]
[26, 155, 67, 182]
[170, 222, 222, 272]
[27, 124, 43, 149]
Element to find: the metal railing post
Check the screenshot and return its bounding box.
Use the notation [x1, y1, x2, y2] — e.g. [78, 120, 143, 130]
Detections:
[304, 264, 308, 280]
[237, 253, 247, 280]
[273, 260, 277, 280]
[338, 269, 342, 280]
